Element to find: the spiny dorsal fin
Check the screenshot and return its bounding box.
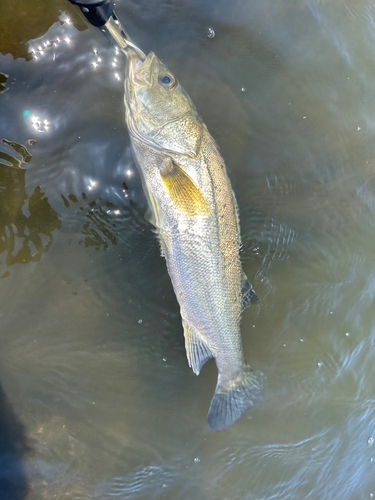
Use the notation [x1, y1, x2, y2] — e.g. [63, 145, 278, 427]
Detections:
[160, 160, 210, 216]
[183, 320, 213, 375]
[241, 273, 259, 312]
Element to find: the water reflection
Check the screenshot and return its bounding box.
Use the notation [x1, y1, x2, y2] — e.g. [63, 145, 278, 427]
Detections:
[0, 73, 8, 94]
[61, 193, 120, 250]
[0, 155, 61, 277]
[0, 167, 127, 277]
[0, 0, 87, 60]
[0, 139, 32, 166]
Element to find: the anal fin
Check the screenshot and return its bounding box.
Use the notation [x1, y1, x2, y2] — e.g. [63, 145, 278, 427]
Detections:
[241, 273, 259, 312]
[183, 320, 213, 375]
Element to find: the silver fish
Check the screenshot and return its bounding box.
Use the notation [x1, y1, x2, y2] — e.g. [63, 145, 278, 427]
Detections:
[124, 50, 264, 431]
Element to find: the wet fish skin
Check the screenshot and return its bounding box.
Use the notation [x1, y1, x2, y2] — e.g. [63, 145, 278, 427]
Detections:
[124, 51, 264, 431]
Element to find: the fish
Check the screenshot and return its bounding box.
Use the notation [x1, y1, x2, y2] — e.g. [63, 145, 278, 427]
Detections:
[124, 50, 264, 431]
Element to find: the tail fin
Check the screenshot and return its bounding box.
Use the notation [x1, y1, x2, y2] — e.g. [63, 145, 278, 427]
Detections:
[207, 365, 264, 431]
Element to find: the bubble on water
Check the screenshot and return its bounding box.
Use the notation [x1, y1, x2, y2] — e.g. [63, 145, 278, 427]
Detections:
[138, 319, 142, 324]
[241, 87, 246, 93]
[345, 332, 350, 337]
[370, 494, 373, 498]
[194, 457, 200, 463]
[371, 457, 374, 462]
[368, 437, 374, 446]
[317, 362, 322, 367]
[207, 28, 215, 39]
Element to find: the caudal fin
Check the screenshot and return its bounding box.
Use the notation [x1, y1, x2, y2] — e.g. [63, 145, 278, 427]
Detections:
[207, 365, 264, 431]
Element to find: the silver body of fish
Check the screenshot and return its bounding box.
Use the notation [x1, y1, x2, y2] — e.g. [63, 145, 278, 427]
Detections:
[124, 50, 264, 431]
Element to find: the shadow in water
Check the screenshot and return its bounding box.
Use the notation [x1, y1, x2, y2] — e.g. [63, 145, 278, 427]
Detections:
[0, 141, 62, 278]
[0, 381, 29, 499]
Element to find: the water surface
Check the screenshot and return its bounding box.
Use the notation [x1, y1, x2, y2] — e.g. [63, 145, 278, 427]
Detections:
[0, 0, 375, 498]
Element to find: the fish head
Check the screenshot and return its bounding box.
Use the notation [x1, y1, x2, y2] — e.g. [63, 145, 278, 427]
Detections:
[126, 51, 203, 157]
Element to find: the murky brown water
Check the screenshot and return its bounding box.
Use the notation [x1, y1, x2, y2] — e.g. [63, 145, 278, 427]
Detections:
[1, 0, 375, 498]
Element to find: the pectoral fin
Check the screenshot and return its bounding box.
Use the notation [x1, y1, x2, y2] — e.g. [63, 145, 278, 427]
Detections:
[241, 273, 259, 312]
[160, 160, 210, 216]
[183, 320, 213, 375]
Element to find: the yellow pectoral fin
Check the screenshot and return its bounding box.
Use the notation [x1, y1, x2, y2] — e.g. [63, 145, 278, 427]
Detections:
[160, 160, 210, 216]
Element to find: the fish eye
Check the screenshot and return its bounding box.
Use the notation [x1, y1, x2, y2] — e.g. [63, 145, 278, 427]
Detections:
[159, 74, 176, 90]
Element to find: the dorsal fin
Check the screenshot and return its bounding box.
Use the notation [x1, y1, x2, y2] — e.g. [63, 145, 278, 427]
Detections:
[241, 273, 259, 312]
[182, 320, 213, 375]
[160, 160, 210, 216]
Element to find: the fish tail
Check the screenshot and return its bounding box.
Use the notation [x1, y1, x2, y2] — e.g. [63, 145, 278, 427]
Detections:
[207, 365, 264, 431]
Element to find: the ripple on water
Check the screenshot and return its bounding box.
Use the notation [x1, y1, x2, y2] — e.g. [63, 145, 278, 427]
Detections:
[198, 408, 375, 500]
[96, 465, 174, 498]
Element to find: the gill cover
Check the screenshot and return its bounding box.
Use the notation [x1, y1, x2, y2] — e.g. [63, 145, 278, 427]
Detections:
[126, 51, 203, 157]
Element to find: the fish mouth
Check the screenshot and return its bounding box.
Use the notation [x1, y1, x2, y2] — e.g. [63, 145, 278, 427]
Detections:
[129, 51, 156, 86]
